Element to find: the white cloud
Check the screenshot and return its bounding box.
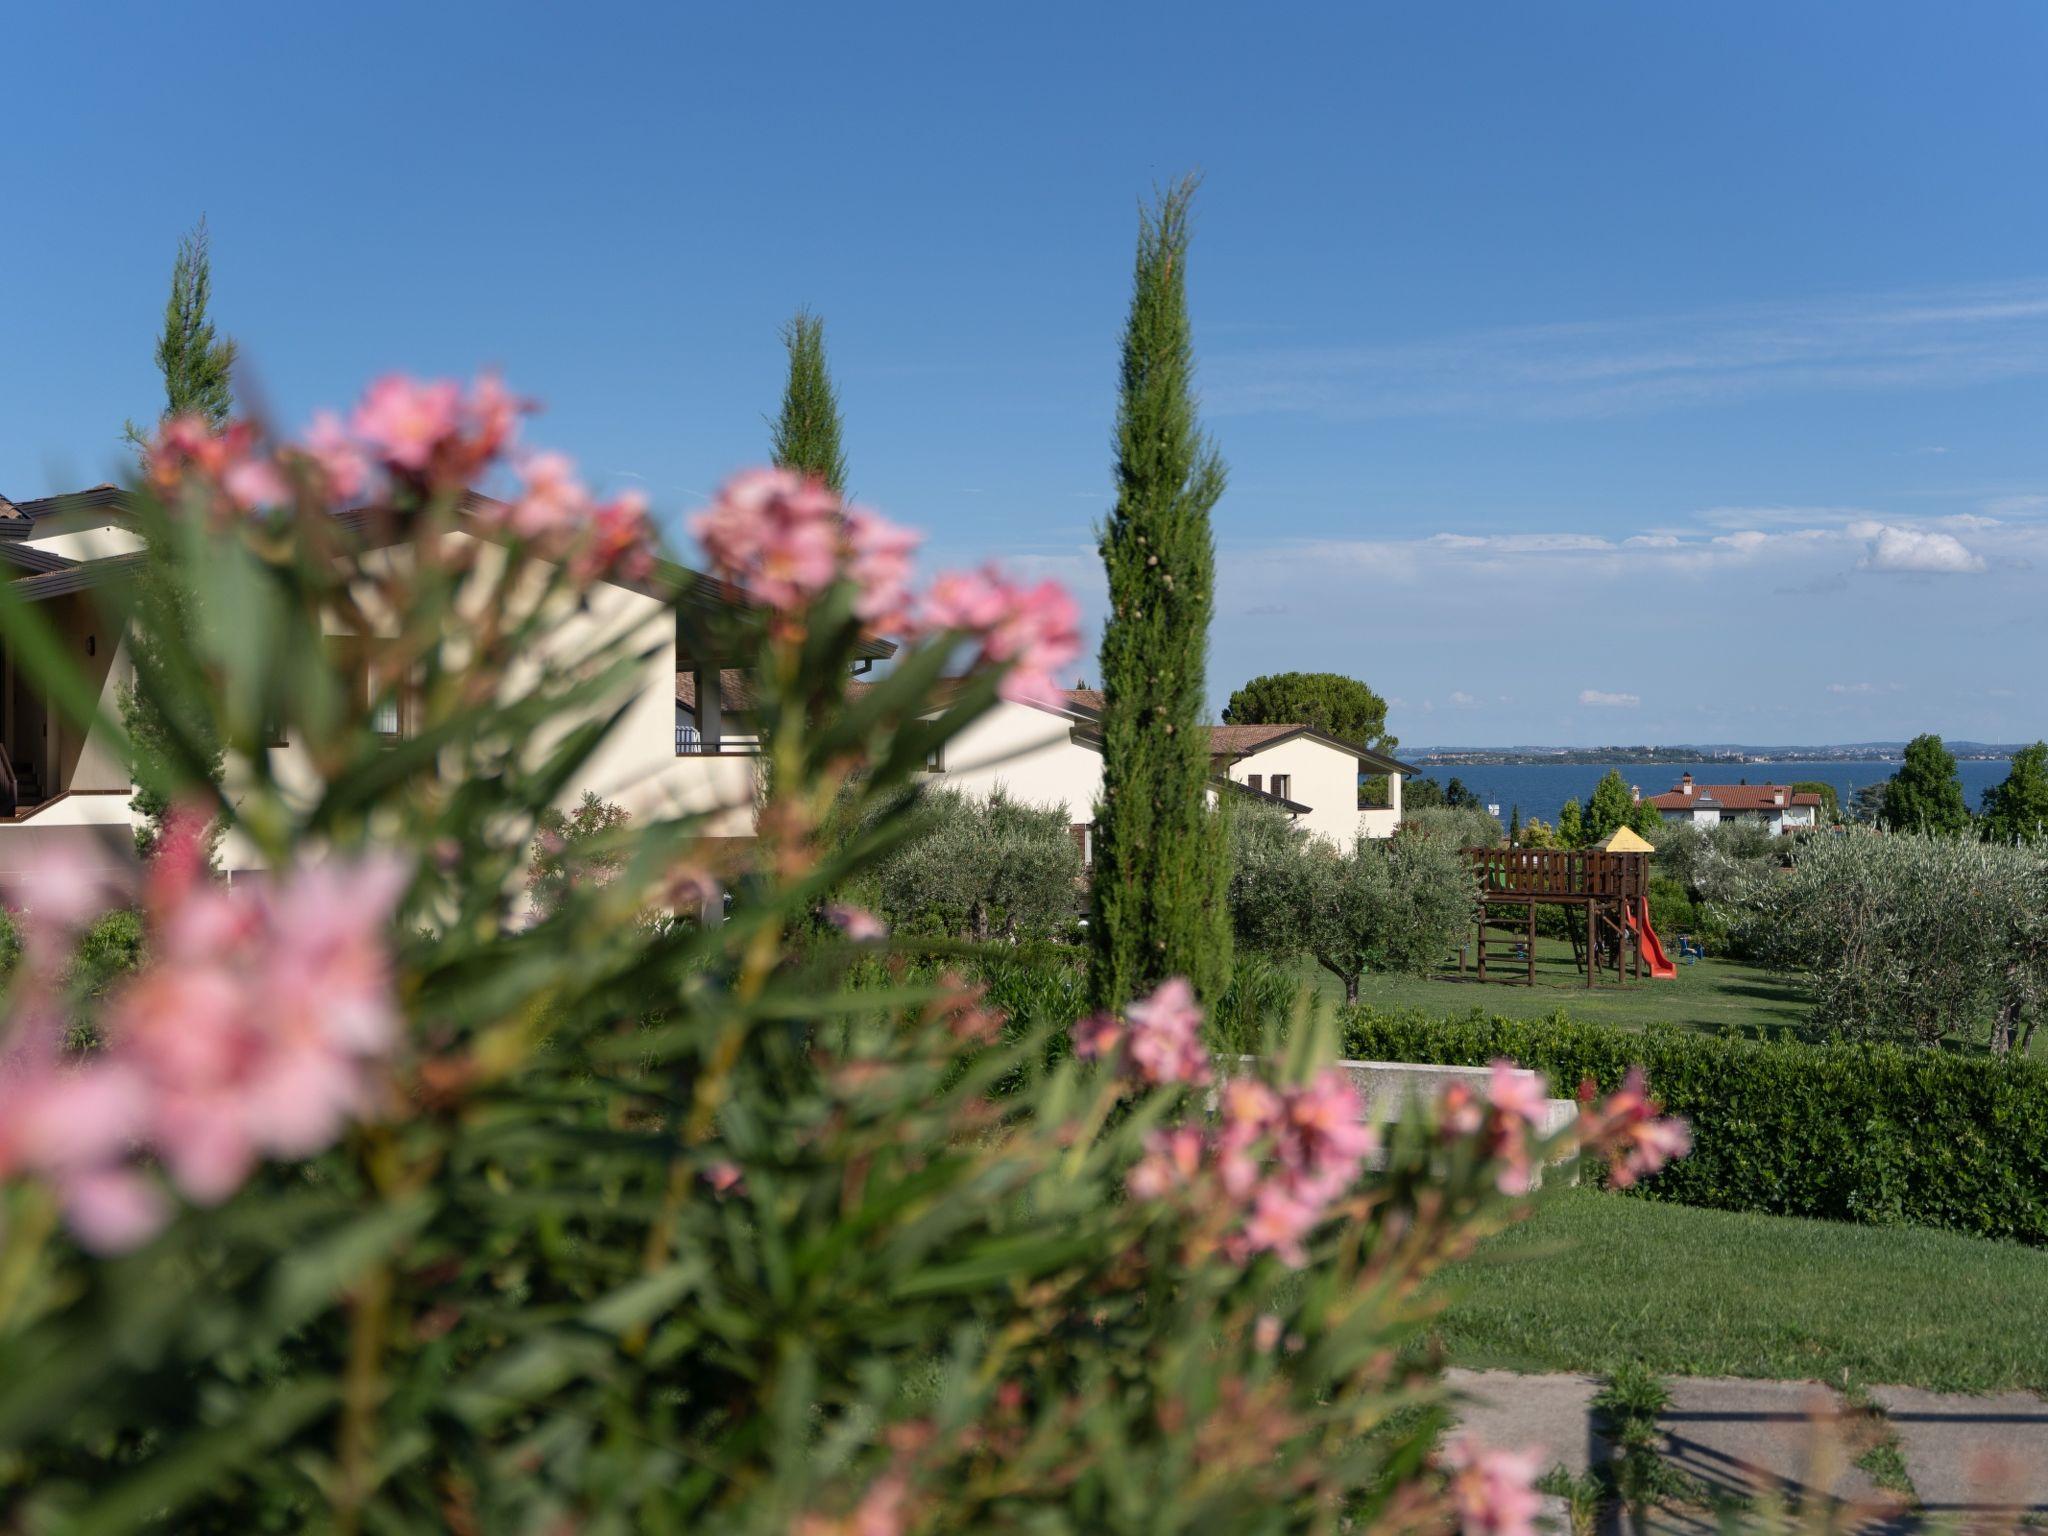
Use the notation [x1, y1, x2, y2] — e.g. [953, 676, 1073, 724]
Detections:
[1579, 689, 1640, 708]
[1448, 690, 1479, 707]
[1826, 681, 1903, 696]
[1857, 525, 1987, 574]
[1206, 277, 2048, 421]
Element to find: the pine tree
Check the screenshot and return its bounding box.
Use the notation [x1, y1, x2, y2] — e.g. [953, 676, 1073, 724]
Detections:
[1087, 178, 1230, 1009]
[124, 217, 236, 445]
[769, 308, 848, 494]
[121, 218, 233, 857]
[1508, 805, 1522, 845]
[1557, 798, 1586, 847]
[1585, 769, 1637, 843]
[1881, 733, 1972, 837]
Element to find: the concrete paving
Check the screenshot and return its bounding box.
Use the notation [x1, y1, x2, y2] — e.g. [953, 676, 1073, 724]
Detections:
[1656, 1375, 1884, 1504]
[1867, 1385, 2048, 1518]
[1445, 1369, 2048, 1528]
[1447, 1367, 1608, 1479]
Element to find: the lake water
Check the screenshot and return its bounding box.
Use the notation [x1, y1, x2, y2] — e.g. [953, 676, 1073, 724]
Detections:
[1408, 759, 2013, 827]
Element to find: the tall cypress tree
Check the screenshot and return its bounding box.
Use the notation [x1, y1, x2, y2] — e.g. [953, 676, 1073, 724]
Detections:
[769, 308, 847, 494]
[1087, 178, 1231, 1009]
[124, 217, 236, 445]
[122, 218, 233, 857]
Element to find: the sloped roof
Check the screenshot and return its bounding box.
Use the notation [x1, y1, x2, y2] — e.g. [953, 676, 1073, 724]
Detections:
[1204, 722, 1416, 777]
[1593, 825, 1656, 853]
[5, 485, 890, 659]
[0, 542, 79, 575]
[1643, 782, 1822, 812]
[675, 669, 758, 713]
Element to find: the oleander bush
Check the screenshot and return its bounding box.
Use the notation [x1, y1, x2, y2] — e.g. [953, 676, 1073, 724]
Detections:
[0, 383, 1690, 1533]
[1343, 1006, 2048, 1243]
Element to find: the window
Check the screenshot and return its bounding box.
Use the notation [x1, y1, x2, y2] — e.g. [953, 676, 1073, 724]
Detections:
[1070, 822, 1093, 867]
[924, 741, 945, 773]
[1246, 773, 1263, 793]
[1270, 774, 1290, 801]
[371, 691, 402, 738]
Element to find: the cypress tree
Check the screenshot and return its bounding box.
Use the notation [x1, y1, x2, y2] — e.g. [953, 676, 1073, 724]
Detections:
[124, 217, 236, 445]
[769, 308, 848, 494]
[1087, 178, 1231, 1008]
[121, 218, 233, 857]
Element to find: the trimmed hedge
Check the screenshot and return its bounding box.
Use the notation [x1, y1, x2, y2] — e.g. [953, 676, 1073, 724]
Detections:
[1342, 1007, 2048, 1245]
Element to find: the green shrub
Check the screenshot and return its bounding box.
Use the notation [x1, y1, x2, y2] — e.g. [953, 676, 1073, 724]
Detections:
[1342, 1006, 2048, 1243]
[70, 908, 146, 998]
[868, 787, 1083, 943]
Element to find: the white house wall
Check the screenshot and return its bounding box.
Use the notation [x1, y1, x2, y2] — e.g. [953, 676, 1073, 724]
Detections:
[930, 700, 1101, 824]
[1222, 734, 1396, 847]
[22, 522, 147, 562]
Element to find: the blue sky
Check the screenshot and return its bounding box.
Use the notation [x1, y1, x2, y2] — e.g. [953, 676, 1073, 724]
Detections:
[5, 3, 2046, 747]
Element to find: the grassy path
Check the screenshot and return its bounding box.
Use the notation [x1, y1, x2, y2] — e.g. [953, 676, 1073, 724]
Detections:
[1432, 1187, 2048, 1393]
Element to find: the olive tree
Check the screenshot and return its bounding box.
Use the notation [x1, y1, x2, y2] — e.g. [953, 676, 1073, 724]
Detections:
[1716, 831, 2048, 1051]
[871, 787, 1082, 942]
[1229, 805, 1471, 1004]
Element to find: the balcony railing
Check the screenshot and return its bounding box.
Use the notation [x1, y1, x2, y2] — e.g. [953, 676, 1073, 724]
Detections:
[676, 726, 763, 756]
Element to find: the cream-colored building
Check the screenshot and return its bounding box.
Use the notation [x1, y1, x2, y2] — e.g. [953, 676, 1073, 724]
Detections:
[0, 485, 1411, 875]
[912, 687, 1412, 858]
[0, 485, 872, 876]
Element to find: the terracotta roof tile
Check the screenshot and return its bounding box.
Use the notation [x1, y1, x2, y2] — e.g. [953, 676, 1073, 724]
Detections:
[1207, 723, 1305, 756]
[1643, 782, 1822, 812]
[675, 669, 757, 713]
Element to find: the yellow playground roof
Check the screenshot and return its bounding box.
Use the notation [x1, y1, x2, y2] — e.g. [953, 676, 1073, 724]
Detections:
[1593, 825, 1656, 854]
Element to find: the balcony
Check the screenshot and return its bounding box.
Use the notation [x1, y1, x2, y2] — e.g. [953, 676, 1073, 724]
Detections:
[676, 725, 763, 756]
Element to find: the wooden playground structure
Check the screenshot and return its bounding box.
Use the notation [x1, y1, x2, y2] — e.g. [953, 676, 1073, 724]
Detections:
[1462, 842, 1675, 987]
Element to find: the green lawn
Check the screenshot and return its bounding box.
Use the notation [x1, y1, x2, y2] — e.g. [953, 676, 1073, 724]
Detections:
[1296, 937, 1812, 1039]
[1432, 1186, 2048, 1393]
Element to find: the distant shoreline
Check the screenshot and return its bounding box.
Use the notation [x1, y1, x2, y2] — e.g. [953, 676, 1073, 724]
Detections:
[1408, 746, 2022, 768]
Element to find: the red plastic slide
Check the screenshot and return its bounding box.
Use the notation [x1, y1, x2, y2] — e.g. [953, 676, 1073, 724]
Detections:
[1628, 897, 1677, 979]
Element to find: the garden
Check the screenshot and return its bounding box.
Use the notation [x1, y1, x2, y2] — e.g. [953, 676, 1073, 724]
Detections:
[6, 184, 2047, 1535]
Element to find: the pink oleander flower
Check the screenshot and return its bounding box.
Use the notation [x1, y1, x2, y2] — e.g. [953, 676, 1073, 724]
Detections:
[350, 373, 524, 484]
[702, 1159, 745, 1197]
[1578, 1066, 1692, 1189]
[298, 409, 372, 502]
[980, 578, 1082, 709]
[0, 1043, 161, 1252]
[1123, 977, 1211, 1088]
[825, 903, 887, 942]
[112, 851, 411, 1208]
[921, 569, 1082, 709]
[1438, 1079, 1485, 1138]
[4, 843, 119, 940]
[508, 450, 589, 535]
[691, 468, 843, 613]
[1070, 1011, 1124, 1063]
[1273, 1068, 1377, 1204]
[578, 490, 655, 584]
[1126, 1125, 1206, 1201]
[1233, 1182, 1322, 1268]
[147, 417, 292, 518]
[845, 506, 921, 628]
[350, 376, 463, 472]
[221, 454, 291, 513]
[1442, 1439, 1545, 1536]
[1487, 1060, 1550, 1127]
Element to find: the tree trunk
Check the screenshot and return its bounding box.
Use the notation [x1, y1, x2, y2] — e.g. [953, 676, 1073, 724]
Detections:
[1344, 975, 1359, 1005]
